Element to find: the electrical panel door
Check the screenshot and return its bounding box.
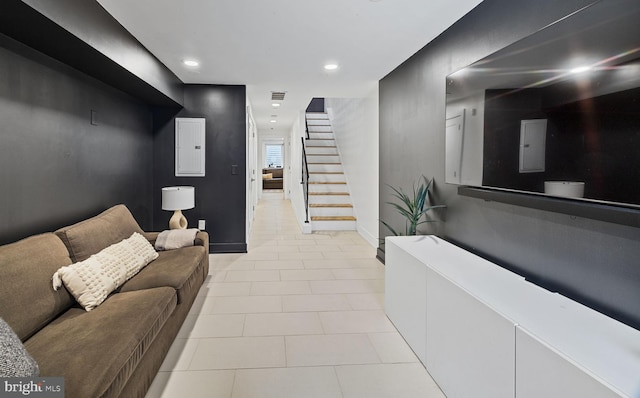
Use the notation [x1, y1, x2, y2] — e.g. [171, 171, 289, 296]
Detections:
[175, 118, 205, 177]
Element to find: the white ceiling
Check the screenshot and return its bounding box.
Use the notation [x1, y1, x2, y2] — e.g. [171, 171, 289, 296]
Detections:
[96, 0, 483, 135]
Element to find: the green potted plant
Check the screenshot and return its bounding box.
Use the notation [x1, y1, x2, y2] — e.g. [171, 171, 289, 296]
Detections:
[380, 176, 445, 237]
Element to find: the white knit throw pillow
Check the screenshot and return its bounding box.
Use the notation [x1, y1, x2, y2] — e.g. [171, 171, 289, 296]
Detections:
[52, 232, 158, 311]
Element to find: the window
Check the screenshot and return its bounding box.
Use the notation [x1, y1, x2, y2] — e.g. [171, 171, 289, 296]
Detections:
[265, 144, 283, 168]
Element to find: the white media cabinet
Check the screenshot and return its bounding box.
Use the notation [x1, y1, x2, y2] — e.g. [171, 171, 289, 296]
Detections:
[385, 235, 640, 398]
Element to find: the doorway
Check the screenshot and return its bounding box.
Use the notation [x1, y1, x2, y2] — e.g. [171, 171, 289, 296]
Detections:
[261, 140, 285, 194]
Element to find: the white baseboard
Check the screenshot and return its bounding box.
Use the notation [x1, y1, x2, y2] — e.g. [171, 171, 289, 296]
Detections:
[357, 225, 378, 248]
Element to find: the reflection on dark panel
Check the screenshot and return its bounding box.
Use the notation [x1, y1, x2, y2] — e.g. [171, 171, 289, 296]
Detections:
[482, 86, 640, 205]
[446, 0, 640, 209]
[545, 88, 640, 204]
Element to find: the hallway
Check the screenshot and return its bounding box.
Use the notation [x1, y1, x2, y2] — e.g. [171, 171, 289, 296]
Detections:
[146, 192, 445, 397]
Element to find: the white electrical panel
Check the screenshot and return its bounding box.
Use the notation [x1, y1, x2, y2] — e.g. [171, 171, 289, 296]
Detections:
[175, 118, 206, 177]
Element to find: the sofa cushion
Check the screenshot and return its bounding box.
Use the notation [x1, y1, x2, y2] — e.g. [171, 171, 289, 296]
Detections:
[53, 232, 159, 311]
[55, 205, 145, 263]
[25, 287, 176, 398]
[0, 317, 39, 377]
[119, 246, 206, 304]
[0, 233, 74, 341]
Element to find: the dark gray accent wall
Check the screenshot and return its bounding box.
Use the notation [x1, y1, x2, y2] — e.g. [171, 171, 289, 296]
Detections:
[152, 85, 247, 253]
[0, 33, 154, 245]
[379, 0, 640, 330]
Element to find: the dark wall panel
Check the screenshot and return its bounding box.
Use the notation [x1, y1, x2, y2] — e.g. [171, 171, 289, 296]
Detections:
[379, 0, 640, 330]
[0, 33, 154, 245]
[153, 85, 247, 253]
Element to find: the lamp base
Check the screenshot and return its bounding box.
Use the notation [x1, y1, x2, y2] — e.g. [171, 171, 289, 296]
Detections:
[169, 210, 188, 229]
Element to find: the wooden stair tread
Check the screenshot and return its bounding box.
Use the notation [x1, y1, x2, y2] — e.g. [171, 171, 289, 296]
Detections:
[309, 204, 353, 208]
[309, 192, 350, 195]
[311, 216, 357, 221]
[306, 145, 337, 148]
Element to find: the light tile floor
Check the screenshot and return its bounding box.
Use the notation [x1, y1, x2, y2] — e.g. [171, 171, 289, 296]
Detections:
[146, 192, 446, 398]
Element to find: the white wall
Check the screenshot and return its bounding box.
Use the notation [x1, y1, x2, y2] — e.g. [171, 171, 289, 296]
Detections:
[326, 84, 379, 247]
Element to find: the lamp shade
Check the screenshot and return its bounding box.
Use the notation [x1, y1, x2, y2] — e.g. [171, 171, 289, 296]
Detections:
[161, 186, 195, 211]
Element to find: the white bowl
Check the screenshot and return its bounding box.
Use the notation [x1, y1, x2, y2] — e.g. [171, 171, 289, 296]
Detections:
[544, 181, 585, 198]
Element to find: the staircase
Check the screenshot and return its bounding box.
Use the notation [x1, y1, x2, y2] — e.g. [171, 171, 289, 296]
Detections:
[305, 112, 357, 231]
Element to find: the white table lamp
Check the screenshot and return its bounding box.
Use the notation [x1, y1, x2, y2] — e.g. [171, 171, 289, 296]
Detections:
[161, 186, 195, 229]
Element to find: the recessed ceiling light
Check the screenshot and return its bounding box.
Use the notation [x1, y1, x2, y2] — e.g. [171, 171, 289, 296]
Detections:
[272, 103, 281, 108]
[183, 59, 199, 67]
[270, 119, 277, 123]
[570, 66, 591, 74]
[324, 63, 339, 71]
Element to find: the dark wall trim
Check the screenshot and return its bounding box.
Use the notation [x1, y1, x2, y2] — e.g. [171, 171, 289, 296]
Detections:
[210, 243, 248, 254]
[459, 186, 640, 228]
[0, 0, 183, 107]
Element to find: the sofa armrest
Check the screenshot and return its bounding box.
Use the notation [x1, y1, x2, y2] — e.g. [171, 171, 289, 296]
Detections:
[195, 231, 209, 250]
[195, 231, 209, 277]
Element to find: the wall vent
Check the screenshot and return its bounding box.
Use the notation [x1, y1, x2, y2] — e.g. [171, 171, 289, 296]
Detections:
[271, 91, 286, 101]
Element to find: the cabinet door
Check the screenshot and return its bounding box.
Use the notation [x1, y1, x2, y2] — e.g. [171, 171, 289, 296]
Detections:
[384, 239, 428, 364]
[515, 327, 623, 398]
[426, 268, 515, 398]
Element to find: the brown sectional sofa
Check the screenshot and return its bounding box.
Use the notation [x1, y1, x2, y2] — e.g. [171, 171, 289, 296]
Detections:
[0, 204, 209, 398]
